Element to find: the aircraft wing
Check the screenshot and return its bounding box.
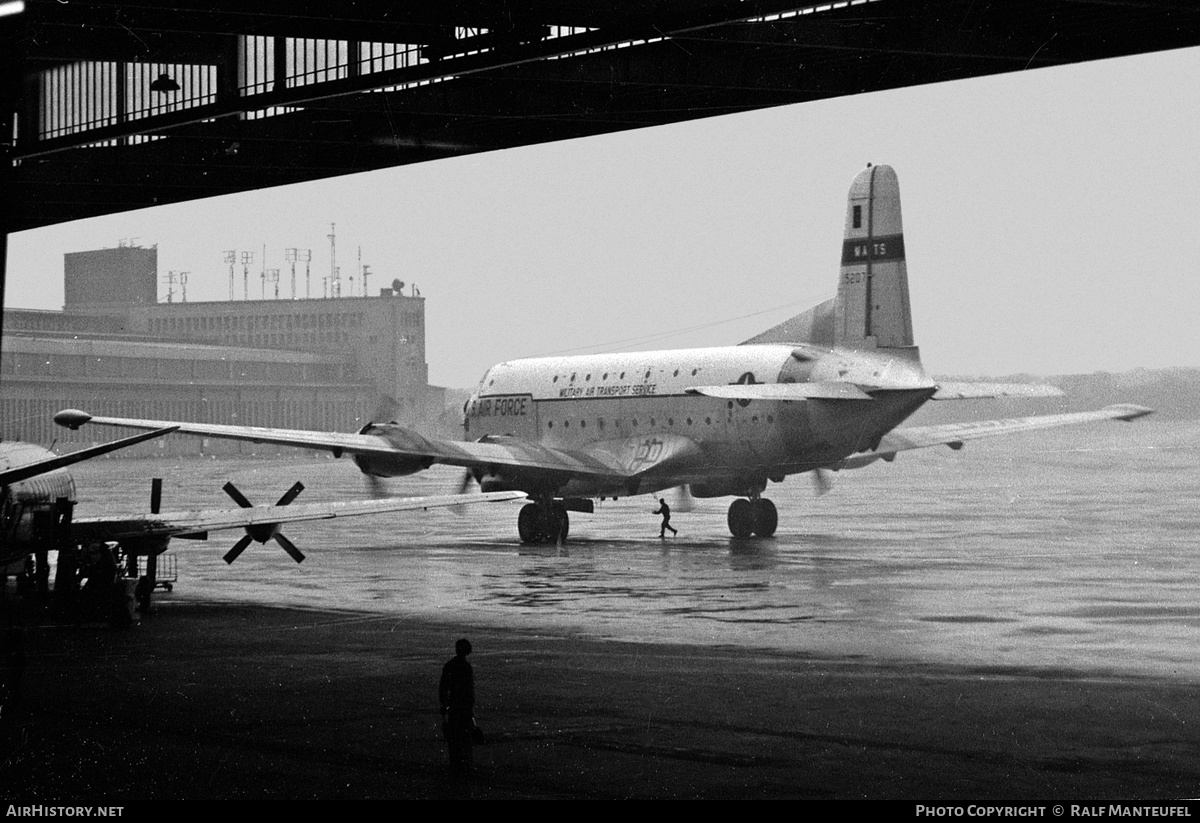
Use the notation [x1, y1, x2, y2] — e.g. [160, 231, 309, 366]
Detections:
[70, 490, 526, 546]
[840, 404, 1154, 468]
[0, 426, 178, 486]
[54, 409, 692, 482]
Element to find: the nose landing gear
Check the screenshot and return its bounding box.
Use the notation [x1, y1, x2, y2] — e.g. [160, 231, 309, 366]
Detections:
[727, 497, 777, 538]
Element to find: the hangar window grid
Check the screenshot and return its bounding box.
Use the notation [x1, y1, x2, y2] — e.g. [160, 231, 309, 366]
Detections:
[37, 61, 217, 141]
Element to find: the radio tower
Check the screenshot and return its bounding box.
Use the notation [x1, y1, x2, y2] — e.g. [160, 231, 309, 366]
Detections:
[240, 251, 254, 300]
[327, 223, 339, 298]
[223, 251, 236, 300]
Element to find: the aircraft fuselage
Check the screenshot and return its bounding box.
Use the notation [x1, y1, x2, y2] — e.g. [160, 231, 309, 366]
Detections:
[0, 443, 77, 568]
[463, 343, 934, 499]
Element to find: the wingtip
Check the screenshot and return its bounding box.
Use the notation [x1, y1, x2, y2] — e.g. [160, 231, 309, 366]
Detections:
[54, 408, 93, 430]
[1105, 403, 1155, 422]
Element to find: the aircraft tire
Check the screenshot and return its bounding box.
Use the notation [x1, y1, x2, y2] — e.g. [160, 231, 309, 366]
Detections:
[552, 503, 569, 542]
[727, 498, 754, 538]
[518, 503, 541, 543]
[752, 498, 778, 537]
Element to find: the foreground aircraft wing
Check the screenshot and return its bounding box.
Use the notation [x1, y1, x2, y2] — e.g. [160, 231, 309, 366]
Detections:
[54, 409, 695, 483]
[70, 490, 526, 555]
[839, 404, 1154, 468]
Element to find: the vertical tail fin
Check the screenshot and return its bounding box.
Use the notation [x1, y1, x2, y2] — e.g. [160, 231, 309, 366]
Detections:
[836, 164, 914, 350]
[742, 164, 917, 354]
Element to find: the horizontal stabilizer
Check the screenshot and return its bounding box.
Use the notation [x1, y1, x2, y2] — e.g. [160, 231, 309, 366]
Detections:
[874, 404, 1155, 454]
[932, 382, 1064, 400]
[686, 382, 872, 401]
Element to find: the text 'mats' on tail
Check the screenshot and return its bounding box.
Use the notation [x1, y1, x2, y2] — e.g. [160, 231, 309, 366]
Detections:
[744, 164, 915, 354]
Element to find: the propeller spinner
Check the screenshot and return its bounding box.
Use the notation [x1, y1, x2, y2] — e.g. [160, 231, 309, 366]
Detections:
[221, 481, 306, 564]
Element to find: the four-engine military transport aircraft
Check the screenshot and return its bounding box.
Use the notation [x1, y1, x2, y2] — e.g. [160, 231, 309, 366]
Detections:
[54, 165, 1153, 544]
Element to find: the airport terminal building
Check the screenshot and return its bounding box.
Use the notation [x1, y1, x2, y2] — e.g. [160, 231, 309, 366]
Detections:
[1, 245, 447, 452]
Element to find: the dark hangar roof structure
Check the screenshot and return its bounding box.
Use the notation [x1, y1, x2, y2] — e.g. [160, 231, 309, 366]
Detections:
[2, 0, 1198, 241]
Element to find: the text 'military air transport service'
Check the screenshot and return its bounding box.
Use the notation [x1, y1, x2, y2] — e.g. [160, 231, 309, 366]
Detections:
[56, 165, 1153, 544]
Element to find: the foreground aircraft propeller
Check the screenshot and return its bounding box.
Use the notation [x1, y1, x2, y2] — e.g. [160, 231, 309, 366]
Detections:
[221, 481, 307, 564]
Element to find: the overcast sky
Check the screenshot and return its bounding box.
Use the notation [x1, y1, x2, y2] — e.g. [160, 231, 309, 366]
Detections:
[6, 45, 1199, 388]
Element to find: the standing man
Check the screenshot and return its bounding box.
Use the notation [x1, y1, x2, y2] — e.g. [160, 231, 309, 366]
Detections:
[653, 498, 678, 538]
[439, 637, 476, 775]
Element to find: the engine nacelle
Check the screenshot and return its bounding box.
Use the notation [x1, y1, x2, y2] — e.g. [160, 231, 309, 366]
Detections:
[352, 452, 433, 478]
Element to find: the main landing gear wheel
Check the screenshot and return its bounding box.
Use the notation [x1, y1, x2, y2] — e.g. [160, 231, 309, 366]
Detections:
[517, 502, 569, 544]
[727, 498, 778, 538]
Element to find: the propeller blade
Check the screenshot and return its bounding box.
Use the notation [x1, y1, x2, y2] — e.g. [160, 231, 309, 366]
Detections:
[668, 484, 696, 513]
[223, 534, 254, 565]
[223, 481, 254, 509]
[273, 533, 306, 564]
[365, 473, 388, 499]
[811, 468, 833, 497]
[150, 478, 163, 514]
[449, 470, 475, 515]
[275, 481, 304, 507]
[370, 394, 402, 424]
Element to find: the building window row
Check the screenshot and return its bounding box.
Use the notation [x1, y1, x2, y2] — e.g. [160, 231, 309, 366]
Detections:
[1, 351, 345, 382]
